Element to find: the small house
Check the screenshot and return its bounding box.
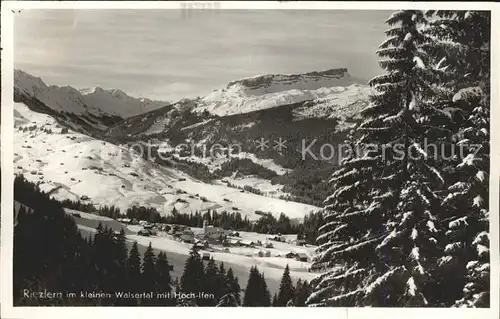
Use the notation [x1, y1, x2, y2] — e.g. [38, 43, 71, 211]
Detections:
[180, 230, 195, 243]
[193, 242, 205, 249]
[257, 250, 265, 257]
[173, 231, 183, 238]
[295, 253, 308, 262]
[285, 252, 297, 259]
[202, 253, 210, 261]
[264, 241, 273, 248]
[138, 229, 151, 237]
[240, 240, 255, 247]
[269, 235, 285, 242]
[293, 239, 307, 246]
[228, 239, 241, 246]
[265, 251, 271, 257]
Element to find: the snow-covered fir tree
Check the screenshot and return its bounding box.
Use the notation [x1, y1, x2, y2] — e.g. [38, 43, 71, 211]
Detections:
[308, 10, 456, 306]
[424, 10, 491, 307]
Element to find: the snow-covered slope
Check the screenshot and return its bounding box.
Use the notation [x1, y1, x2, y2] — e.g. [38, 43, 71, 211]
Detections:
[14, 69, 169, 119]
[14, 102, 319, 220]
[195, 68, 370, 116]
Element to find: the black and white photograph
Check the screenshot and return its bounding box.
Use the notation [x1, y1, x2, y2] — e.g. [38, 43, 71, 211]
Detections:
[1, 1, 498, 317]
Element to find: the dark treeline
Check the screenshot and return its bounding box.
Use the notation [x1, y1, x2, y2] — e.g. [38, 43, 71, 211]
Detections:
[14, 174, 172, 306]
[60, 198, 121, 219]
[242, 264, 312, 307]
[166, 208, 253, 231]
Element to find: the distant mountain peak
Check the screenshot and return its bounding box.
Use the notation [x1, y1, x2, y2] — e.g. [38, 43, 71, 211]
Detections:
[14, 70, 169, 119]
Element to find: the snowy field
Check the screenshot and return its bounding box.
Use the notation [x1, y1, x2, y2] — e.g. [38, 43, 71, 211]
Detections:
[14, 102, 319, 220]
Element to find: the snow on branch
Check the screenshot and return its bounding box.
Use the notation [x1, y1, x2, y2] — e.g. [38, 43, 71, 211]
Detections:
[365, 266, 406, 295]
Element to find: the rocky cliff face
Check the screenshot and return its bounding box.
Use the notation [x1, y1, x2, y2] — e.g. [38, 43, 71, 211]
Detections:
[195, 68, 364, 116]
[226, 68, 352, 95]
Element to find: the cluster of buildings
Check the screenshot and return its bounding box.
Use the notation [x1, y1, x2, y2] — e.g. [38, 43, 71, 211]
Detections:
[116, 217, 311, 262]
[169, 220, 229, 245]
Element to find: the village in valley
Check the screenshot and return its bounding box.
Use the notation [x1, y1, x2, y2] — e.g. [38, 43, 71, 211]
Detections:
[114, 216, 313, 265]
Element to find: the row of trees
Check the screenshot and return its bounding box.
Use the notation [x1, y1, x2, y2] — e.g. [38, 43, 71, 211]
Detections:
[309, 10, 490, 307]
[167, 208, 254, 231]
[60, 198, 121, 219]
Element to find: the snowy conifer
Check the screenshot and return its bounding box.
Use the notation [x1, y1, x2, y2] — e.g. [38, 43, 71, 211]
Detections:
[308, 10, 449, 307]
[425, 11, 491, 307]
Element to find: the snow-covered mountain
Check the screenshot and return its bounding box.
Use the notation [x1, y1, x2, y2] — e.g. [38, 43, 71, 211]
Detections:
[14, 69, 169, 119]
[14, 67, 372, 209]
[195, 68, 368, 116]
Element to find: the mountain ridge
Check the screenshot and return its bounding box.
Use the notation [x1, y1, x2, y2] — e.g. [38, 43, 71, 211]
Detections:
[14, 69, 170, 119]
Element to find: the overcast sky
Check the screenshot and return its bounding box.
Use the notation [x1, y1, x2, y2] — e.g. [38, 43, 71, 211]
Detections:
[14, 9, 391, 101]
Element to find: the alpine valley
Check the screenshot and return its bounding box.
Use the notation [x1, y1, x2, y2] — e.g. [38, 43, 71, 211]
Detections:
[14, 67, 371, 215]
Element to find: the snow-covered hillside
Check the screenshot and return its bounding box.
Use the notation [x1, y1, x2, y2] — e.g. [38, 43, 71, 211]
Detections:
[195, 68, 371, 116]
[14, 102, 319, 220]
[14, 69, 169, 119]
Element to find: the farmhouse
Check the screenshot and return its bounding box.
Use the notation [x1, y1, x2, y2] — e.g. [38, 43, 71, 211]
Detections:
[256, 250, 272, 257]
[285, 252, 297, 259]
[295, 253, 308, 262]
[240, 240, 256, 247]
[292, 239, 307, 246]
[180, 229, 195, 243]
[228, 239, 242, 246]
[138, 229, 151, 237]
[269, 234, 286, 242]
